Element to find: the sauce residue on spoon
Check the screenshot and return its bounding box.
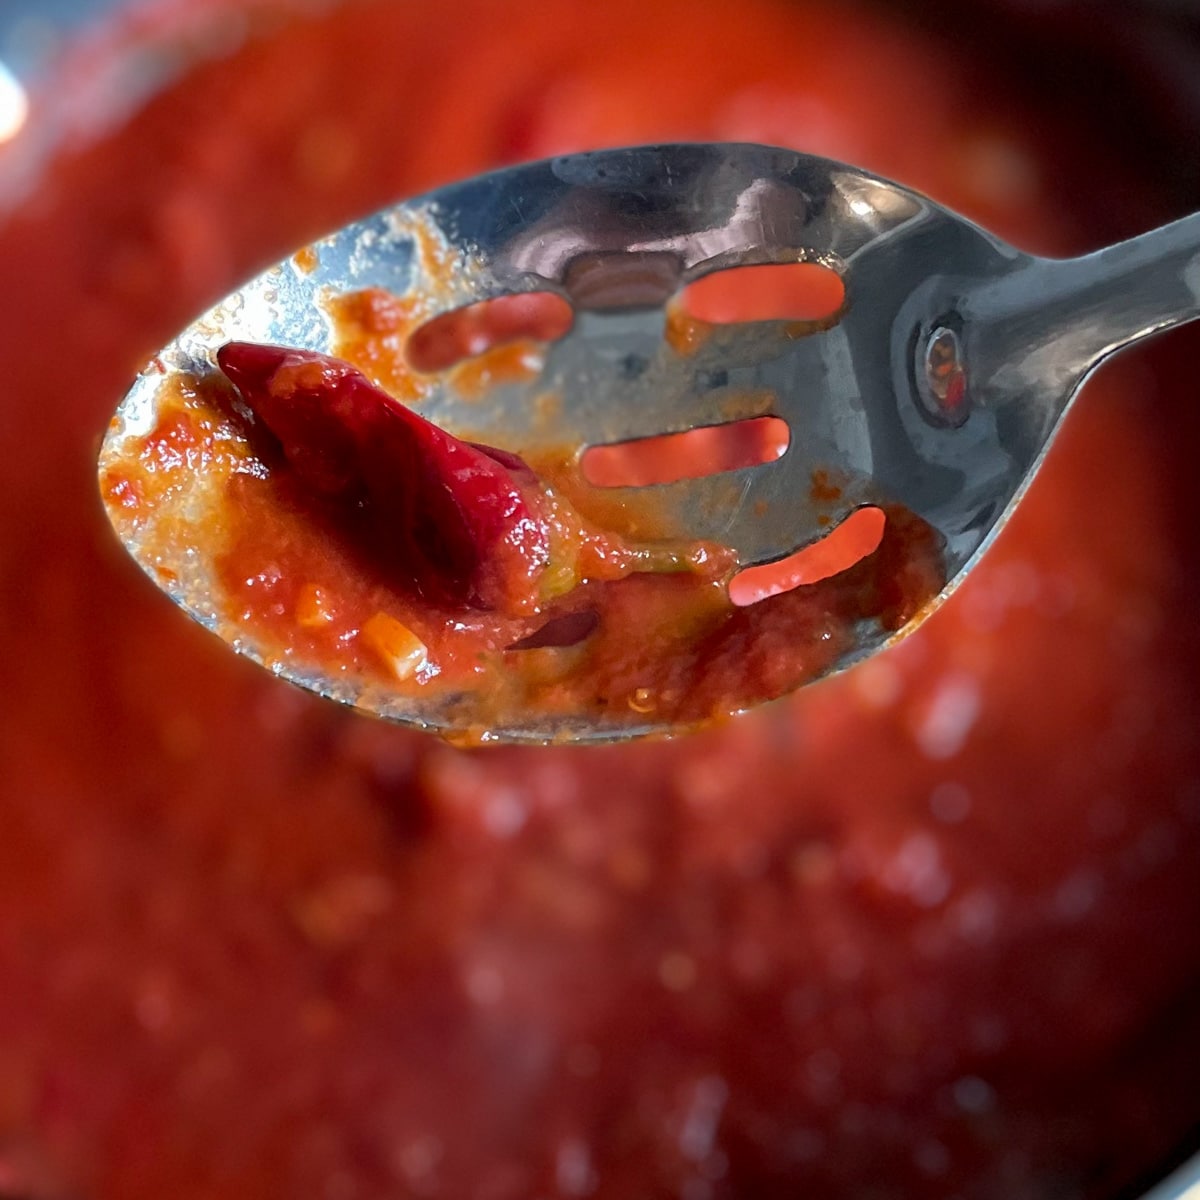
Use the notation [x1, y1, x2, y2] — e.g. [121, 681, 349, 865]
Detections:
[100, 281, 945, 740]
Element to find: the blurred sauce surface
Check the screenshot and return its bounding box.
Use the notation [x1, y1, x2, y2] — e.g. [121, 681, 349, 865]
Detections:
[0, 2, 1198, 1198]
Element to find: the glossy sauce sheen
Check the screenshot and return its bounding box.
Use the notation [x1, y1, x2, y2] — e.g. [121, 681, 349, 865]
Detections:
[2, 1, 1200, 1198]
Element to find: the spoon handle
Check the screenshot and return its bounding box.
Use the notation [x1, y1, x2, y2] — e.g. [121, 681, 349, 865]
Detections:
[966, 211, 1200, 404]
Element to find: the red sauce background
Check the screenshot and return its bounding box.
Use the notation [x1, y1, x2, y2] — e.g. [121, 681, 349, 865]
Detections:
[1, 1, 1199, 1197]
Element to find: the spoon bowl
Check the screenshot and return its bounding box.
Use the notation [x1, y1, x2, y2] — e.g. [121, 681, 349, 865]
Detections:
[98, 143, 1200, 742]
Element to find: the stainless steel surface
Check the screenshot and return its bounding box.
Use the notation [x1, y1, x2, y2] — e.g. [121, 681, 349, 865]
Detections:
[1144, 1150, 1200, 1200]
[98, 142, 1200, 741]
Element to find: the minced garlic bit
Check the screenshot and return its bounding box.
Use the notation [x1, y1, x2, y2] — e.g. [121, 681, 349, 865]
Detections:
[361, 612, 429, 681]
[295, 582, 336, 628]
[539, 559, 579, 601]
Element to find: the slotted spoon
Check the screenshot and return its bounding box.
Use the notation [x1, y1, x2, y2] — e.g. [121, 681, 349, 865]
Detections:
[98, 143, 1200, 741]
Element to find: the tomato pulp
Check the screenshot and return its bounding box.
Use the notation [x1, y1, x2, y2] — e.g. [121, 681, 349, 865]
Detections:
[2, 1, 1200, 1197]
[101, 313, 942, 737]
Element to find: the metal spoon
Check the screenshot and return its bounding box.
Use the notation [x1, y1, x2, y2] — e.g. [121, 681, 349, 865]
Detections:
[98, 143, 1200, 742]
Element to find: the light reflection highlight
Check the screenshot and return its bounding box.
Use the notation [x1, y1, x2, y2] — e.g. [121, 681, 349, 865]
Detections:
[0, 61, 28, 143]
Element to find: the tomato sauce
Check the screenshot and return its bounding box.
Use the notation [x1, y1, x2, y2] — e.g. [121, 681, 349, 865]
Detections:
[1, 1, 1199, 1197]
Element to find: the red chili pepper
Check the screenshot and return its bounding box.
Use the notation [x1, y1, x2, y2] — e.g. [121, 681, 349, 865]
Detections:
[216, 342, 550, 614]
